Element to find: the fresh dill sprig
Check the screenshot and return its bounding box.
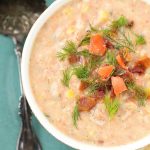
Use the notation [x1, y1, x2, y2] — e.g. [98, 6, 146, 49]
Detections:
[102, 17, 146, 52]
[104, 94, 120, 119]
[102, 28, 112, 37]
[57, 41, 77, 61]
[106, 51, 117, 66]
[62, 65, 90, 87]
[79, 24, 100, 47]
[102, 16, 129, 37]
[78, 24, 100, 47]
[61, 68, 73, 87]
[72, 104, 80, 128]
[135, 34, 146, 45]
[79, 36, 90, 47]
[125, 80, 135, 90]
[86, 78, 106, 95]
[88, 55, 102, 69]
[89, 23, 100, 33]
[87, 81, 102, 94]
[111, 16, 128, 29]
[105, 30, 135, 52]
[134, 85, 147, 106]
[120, 29, 134, 48]
[102, 16, 135, 52]
[126, 81, 147, 106]
[74, 65, 90, 80]
[77, 49, 91, 57]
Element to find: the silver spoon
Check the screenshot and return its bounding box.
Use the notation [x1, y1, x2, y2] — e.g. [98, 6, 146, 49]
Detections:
[0, 0, 46, 149]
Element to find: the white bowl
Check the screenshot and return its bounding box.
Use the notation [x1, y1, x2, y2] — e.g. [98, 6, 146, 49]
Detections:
[21, 0, 150, 149]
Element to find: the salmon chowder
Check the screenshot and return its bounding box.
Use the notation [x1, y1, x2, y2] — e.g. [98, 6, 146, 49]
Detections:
[29, 0, 150, 147]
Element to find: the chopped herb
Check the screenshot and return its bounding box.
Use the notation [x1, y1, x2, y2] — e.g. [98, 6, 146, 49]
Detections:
[86, 78, 107, 95]
[102, 16, 135, 52]
[134, 85, 147, 106]
[87, 81, 102, 94]
[57, 41, 77, 61]
[125, 80, 135, 90]
[72, 104, 80, 127]
[111, 16, 128, 29]
[89, 24, 100, 33]
[105, 30, 135, 52]
[136, 35, 146, 45]
[120, 29, 133, 48]
[126, 81, 147, 106]
[61, 68, 73, 87]
[62, 65, 90, 87]
[102, 29, 112, 37]
[73, 65, 90, 80]
[79, 36, 90, 47]
[88, 55, 102, 69]
[79, 24, 100, 47]
[77, 49, 91, 57]
[106, 51, 117, 66]
[104, 94, 120, 119]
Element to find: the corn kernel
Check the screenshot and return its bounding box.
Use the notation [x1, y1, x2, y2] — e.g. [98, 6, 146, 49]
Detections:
[66, 89, 75, 99]
[89, 131, 95, 136]
[63, 7, 72, 15]
[99, 10, 110, 23]
[66, 27, 75, 35]
[37, 94, 43, 100]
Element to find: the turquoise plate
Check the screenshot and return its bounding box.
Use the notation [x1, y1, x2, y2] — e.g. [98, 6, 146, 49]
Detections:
[0, 0, 74, 150]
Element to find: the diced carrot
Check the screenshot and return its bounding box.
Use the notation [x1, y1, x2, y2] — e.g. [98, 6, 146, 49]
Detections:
[111, 76, 127, 96]
[98, 65, 114, 79]
[116, 54, 128, 70]
[89, 34, 106, 56]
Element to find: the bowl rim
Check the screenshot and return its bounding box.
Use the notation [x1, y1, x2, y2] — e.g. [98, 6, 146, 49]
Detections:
[21, 0, 150, 149]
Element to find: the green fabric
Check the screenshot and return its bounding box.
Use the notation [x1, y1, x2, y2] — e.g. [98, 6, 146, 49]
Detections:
[0, 0, 74, 150]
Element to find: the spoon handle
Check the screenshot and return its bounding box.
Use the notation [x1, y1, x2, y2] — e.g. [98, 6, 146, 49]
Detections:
[12, 36, 42, 150]
[17, 96, 42, 150]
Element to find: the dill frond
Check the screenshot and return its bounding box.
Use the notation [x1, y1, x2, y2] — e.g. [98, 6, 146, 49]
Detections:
[104, 94, 120, 119]
[57, 41, 77, 61]
[72, 104, 80, 128]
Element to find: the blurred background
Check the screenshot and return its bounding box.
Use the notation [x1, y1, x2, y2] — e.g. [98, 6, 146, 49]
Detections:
[0, 0, 74, 149]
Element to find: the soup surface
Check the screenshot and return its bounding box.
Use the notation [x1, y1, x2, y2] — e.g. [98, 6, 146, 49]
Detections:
[30, 0, 150, 146]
